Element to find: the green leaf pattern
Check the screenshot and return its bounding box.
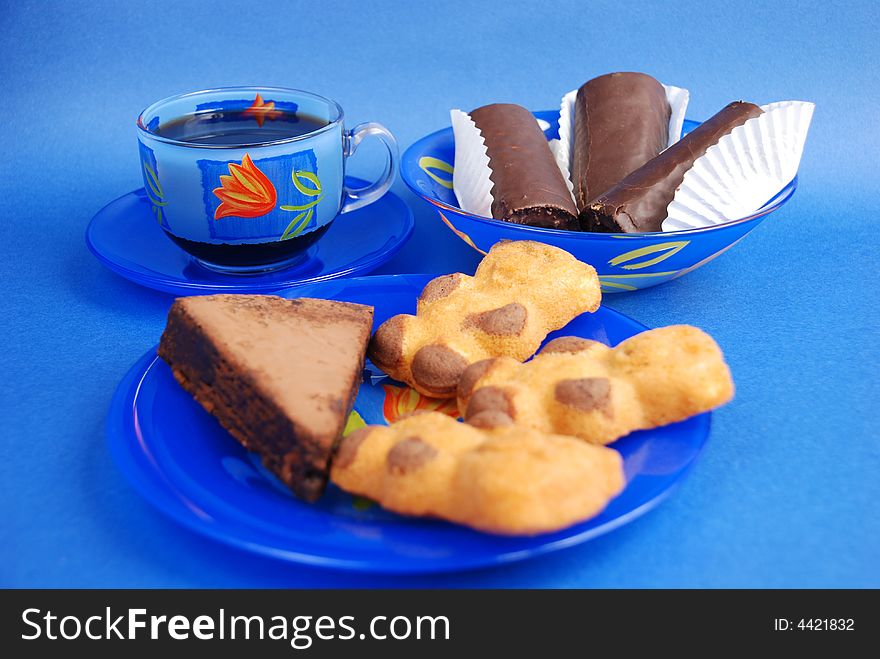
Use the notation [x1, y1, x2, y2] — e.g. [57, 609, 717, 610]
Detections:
[280, 168, 323, 240]
[418, 156, 454, 189]
[142, 160, 167, 224]
[608, 241, 689, 270]
[598, 241, 691, 291]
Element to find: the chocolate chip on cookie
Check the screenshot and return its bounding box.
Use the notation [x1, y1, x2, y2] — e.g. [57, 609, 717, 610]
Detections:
[554, 377, 612, 413]
[541, 336, 597, 355]
[411, 344, 468, 395]
[419, 273, 463, 305]
[466, 385, 515, 420]
[368, 315, 407, 369]
[464, 303, 527, 336]
[457, 358, 499, 399]
[386, 436, 438, 474]
[467, 409, 515, 428]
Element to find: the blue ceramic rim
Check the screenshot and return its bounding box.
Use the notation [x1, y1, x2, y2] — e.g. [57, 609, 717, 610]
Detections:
[84, 182, 415, 294]
[399, 111, 799, 238]
[136, 86, 345, 150]
[105, 276, 714, 574]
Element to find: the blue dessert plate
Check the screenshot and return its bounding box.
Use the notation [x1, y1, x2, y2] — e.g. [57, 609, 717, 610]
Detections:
[107, 274, 711, 574]
[86, 178, 414, 295]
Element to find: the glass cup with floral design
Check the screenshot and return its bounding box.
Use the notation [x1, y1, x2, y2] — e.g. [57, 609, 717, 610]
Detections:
[136, 87, 398, 273]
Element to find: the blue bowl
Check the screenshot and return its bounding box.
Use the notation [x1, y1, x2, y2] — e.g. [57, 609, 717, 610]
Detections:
[400, 110, 797, 292]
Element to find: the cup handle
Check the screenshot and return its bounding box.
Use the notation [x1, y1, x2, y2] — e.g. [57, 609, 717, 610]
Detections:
[340, 122, 398, 214]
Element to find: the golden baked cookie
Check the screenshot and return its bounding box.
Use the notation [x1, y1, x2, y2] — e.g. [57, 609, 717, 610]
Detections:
[457, 325, 734, 444]
[368, 241, 601, 398]
[330, 412, 624, 536]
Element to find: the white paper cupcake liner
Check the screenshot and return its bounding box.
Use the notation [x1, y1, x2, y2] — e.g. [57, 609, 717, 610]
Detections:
[550, 82, 690, 194]
[662, 100, 815, 231]
[450, 109, 494, 217]
[548, 90, 578, 198]
[451, 110, 568, 216]
[665, 85, 690, 148]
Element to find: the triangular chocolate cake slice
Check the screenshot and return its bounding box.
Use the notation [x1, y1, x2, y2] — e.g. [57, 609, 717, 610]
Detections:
[158, 294, 374, 502]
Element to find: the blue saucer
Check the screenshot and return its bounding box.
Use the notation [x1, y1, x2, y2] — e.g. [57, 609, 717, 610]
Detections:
[86, 178, 414, 295]
[107, 275, 712, 573]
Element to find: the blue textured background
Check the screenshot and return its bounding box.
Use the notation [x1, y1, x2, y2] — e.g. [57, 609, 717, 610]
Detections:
[2, 0, 877, 588]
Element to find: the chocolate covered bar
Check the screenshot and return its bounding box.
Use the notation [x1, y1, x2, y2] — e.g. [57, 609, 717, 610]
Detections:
[582, 101, 764, 233]
[572, 72, 671, 208]
[470, 103, 579, 230]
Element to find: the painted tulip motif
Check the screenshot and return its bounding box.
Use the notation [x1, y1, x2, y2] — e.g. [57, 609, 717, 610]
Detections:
[279, 169, 323, 240]
[242, 93, 282, 128]
[212, 154, 277, 220]
[382, 384, 459, 423]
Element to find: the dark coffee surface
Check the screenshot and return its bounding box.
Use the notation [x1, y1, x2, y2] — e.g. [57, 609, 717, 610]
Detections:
[165, 223, 331, 268]
[154, 110, 327, 145]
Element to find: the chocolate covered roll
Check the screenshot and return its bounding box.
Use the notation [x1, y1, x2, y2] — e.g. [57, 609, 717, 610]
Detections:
[470, 103, 579, 230]
[572, 72, 671, 208]
[582, 101, 764, 233]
